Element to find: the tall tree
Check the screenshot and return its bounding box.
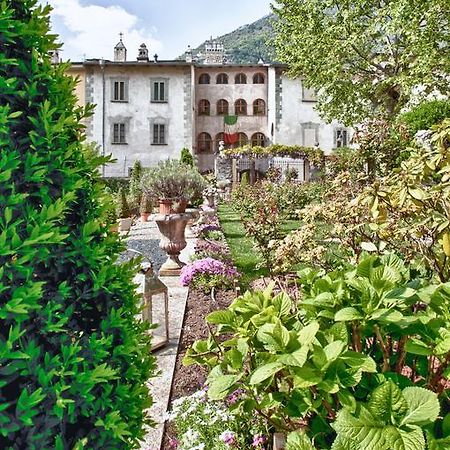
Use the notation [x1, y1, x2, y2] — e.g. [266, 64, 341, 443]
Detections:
[0, 1, 155, 448]
[273, 0, 450, 125]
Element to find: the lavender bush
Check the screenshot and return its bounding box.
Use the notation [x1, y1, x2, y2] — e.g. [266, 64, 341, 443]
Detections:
[180, 257, 240, 292]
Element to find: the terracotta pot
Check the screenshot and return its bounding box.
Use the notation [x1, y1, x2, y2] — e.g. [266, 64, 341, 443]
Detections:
[140, 212, 150, 222]
[158, 198, 188, 214]
[155, 213, 189, 276]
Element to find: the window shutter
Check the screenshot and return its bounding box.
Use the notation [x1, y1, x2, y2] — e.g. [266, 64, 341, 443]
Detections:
[163, 81, 168, 102]
[124, 81, 129, 101]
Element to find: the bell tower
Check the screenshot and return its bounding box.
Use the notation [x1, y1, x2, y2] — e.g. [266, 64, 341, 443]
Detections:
[114, 32, 127, 62]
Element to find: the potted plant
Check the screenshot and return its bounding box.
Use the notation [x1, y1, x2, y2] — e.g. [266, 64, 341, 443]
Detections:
[139, 194, 152, 222]
[116, 187, 132, 232]
[141, 159, 206, 214]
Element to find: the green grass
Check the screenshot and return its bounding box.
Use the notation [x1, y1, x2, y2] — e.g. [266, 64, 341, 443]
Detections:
[218, 203, 268, 288]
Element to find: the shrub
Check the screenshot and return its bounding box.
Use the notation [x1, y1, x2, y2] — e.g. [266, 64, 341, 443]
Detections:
[400, 99, 450, 136]
[129, 160, 143, 212]
[186, 254, 450, 449]
[116, 186, 132, 218]
[0, 2, 155, 447]
[180, 147, 194, 167]
[180, 258, 240, 293]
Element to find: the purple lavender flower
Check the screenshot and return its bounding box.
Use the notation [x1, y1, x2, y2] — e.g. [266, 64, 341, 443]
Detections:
[168, 437, 179, 449]
[252, 434, 267, 447]
[179, 257, 240, 287]
[220, 430, 237, 447]
[226, 388, 245, 406]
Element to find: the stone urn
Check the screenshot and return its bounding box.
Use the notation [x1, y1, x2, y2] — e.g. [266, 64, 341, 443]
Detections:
[185, 208, 200, 239]
[155, 213, 189, 276]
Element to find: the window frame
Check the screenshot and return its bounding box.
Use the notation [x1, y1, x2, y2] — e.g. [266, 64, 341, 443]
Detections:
[198, 99, 211, 116]
[253, 73, 265, 84]
[112, 122, 127, 144]
[253, 98, 266, 116]
[197, 132, 213, 153]
[237, 132, 248, 147]
[234, 98, 247, 116]
[152, 123, 167, 145]
[235, 73, 247, 84]
[251, 132, 266, 147]
[111, 78, 129, 102]
[150, 78, 169, 103]
[216, 73, 229, 84]
[216, 99, 229, 116]
[334, 128, 348, 148]
[198, 73, 211, 84]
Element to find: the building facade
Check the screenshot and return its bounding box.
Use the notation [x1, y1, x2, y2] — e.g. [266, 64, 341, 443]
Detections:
[70, 38, 351, 177]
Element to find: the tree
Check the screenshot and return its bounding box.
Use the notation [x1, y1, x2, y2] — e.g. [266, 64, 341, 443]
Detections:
[0, 1, 155, 448]
[273, 0, 450, 125]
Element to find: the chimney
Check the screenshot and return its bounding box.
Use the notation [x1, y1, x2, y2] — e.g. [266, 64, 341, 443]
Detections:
[137, 43, 149, 62]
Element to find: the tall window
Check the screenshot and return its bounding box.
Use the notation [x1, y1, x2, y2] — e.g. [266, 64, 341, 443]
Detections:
[237, 132, 248, 147]
[235, 99, 247, 115]
[235, 73, 247, 84]
[151, 79, 168, 102]
[198, 99, 210, 116]
[152, 123, 166, 145]
[253, 73, 265, 84]
[302, 86, 317, 102]
[197, 133, 212, 153]
[253, 99, 266, 115]
[216, 73, 228, 84]
[215, 133, 225, 152]
[111, 79, 128, 102]
[251, 132, 266, 147]
[112, 123, 126, 144]
[335, 128, 348, 148]
[217, 99, 229, 115]
[198, 73, 210, 84]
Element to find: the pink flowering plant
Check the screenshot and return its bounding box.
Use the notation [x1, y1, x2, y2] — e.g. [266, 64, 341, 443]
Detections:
[166, 389, 268, 450]
[180, 257, 240, 292]
[192, 240, 232, 264]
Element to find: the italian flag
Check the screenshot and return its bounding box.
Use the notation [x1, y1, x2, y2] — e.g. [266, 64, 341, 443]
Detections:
[224, 115, 239, 145]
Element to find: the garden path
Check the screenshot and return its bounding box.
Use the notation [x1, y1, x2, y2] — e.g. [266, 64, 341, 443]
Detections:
[123, 218, 195, 450]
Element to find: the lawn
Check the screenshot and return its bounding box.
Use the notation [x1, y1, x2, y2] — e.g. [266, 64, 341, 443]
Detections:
[218, 202, 301, 288]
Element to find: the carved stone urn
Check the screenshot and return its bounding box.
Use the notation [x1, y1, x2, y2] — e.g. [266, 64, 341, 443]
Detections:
[185, 208, 200, 239]
[155, 213, 189, 276]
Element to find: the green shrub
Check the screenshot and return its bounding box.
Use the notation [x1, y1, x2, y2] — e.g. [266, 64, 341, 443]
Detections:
[101, 177, 130, 193]
[400, 100, 450, 136]
[180, 147, 194, 167]
[129, 160, 143, 212]
[0, 1, 155, 447]
[116, 187, 132, 218]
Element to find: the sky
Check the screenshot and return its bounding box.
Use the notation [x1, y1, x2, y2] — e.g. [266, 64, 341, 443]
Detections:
[40, 0, 274, 62]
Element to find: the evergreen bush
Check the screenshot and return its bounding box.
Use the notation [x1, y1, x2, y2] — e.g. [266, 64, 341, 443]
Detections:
[180, 147, 194, 167]
[116, 187, 132, 219]
[0, 1, 155, 448]
[400, 99, 450, 136]
[129, 160, 143, 212]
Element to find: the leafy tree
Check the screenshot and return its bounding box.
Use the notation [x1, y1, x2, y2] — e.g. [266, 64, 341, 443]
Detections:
[180, 147, 194, 167]
[0, 1, 155, 448]
[273, 0, 450, 125]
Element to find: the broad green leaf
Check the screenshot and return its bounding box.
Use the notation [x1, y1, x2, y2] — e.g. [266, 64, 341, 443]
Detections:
[208, 374, 240, 400]
[286, 431, 315, 450]
[335, 307, 363, 322]
[279, 347, 309, 367]
[324, 340, 346, 362]
[401, 387, 440, 426]
[368, 381, 407, 423]
[249, 362, 284, 385]
[298, 321, 320, 346]
[207, 310, 235, 325]
[405, 339, 432, 356]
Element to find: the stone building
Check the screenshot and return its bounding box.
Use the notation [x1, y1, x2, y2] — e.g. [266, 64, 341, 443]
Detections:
[69, 37, 351, 177]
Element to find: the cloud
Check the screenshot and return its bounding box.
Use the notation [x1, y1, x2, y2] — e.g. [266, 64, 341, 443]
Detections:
[42, 0, 163, 61]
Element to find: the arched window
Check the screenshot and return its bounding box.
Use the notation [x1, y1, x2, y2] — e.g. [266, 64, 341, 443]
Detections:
[216, 73, 228, 84]
[253, 73, 265, 84]
[197, 133, 212, 153]
[253, 99, 266, 115]
[234, 99, 247, 115]
[217, 99, 229, 115]
[235, 73, 247, 84]
[251, 132, 266, 147]
[237, 132, 248, 147]
[199, 73, 210, 84]
[198, 99, 210, 116]
[215, 133, 225, 152]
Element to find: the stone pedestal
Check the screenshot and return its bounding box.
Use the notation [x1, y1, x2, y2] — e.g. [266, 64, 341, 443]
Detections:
[155, 213, 189, 276]
[185, 208, 200, 239]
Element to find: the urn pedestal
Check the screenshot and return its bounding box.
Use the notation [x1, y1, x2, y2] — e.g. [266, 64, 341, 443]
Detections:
[155, 213, 189, 276]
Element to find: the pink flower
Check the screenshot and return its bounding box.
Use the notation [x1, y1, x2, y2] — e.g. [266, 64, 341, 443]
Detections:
[168, 437, 179, 449]
[252, 434, 267, 447]
[220, 431, 237, 446]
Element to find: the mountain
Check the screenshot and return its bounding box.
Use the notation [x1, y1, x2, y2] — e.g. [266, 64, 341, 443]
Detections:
[185, 14, 277, 65]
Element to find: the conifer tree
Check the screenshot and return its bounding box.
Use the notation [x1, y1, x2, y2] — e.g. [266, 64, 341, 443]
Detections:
[0, 1, 155, 448]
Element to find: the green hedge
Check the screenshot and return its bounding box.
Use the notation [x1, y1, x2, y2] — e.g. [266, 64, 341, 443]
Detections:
[0, 1, 155, 448]
[400, 99, 450, 136]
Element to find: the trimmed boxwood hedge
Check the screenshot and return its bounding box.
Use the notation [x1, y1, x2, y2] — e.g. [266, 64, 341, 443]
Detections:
[0, 1, 156, 448]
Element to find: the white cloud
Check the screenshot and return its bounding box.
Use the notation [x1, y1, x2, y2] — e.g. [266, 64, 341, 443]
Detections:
[43, 0, 163, 61]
